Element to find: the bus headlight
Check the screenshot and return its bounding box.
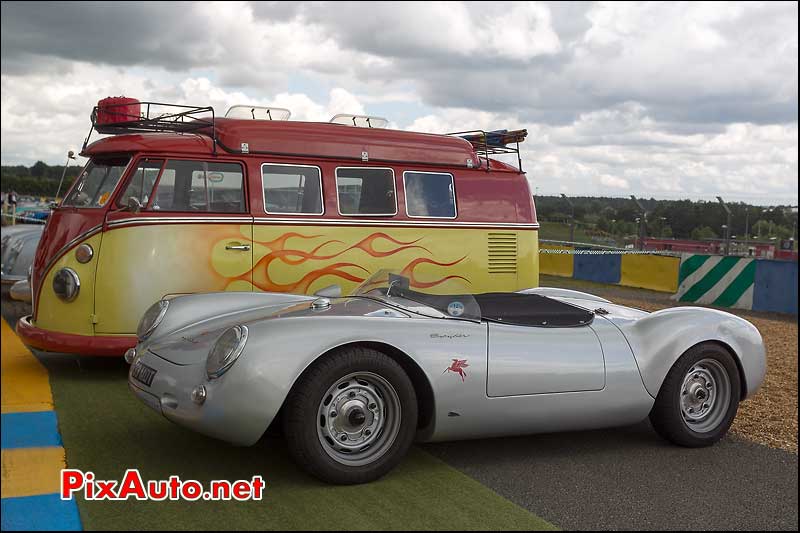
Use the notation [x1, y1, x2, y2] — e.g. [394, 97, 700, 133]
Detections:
[137, 300, 169, 340]
[206, 325, 248, 380]
[52, 268, 80, 302]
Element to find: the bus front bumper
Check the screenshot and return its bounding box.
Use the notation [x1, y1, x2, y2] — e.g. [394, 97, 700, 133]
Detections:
[16, 315, 135, 356]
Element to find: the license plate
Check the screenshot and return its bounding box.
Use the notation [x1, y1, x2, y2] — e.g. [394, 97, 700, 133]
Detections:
[131, 361, 157, 387]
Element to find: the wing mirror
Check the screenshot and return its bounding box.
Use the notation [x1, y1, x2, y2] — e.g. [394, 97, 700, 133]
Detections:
[314, 285, 341, 298]
[127, 196, 143, 213]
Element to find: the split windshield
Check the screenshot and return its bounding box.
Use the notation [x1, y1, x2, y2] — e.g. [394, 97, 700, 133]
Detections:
[61, 157, 130, 208]
[351, 270, 481, 322]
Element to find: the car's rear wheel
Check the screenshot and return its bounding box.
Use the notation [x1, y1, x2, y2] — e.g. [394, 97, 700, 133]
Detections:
[649, 342, 741, 447]
[283, 346, 417, 484]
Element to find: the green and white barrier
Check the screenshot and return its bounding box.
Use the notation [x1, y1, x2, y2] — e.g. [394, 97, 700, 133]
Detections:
[673, 254, 756, 310]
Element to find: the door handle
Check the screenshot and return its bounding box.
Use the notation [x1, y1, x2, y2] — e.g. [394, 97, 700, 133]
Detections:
[225, 244, 251, 251]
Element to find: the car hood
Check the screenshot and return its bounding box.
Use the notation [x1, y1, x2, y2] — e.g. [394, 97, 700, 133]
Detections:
[146, 296, 405, 365]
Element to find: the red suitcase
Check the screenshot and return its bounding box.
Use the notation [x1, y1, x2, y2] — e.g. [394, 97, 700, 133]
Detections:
[95, 96, 141, 128]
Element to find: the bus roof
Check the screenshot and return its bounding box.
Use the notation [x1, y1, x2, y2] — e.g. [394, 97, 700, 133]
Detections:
[82, 118, 510, 171]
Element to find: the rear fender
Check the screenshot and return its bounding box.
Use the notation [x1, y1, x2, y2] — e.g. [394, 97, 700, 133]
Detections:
[615, 307, 765, 399]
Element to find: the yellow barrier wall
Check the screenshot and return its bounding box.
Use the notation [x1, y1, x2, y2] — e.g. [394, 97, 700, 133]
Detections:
[620, 254, 680, 293]
[539, 245, 574, 277]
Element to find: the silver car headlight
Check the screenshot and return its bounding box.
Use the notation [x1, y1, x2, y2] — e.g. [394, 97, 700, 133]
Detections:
[137, 300, 169, 340]
[206, 325, 248, 380]
[52, 267, 80, 302]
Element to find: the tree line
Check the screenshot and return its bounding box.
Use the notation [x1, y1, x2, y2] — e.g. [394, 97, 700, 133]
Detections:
[1, 161, 81, 197]
[535, 195, 797, 242]
[1, 162, 796, 241]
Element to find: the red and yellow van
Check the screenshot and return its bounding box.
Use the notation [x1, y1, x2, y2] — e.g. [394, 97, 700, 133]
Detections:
[17, 100, 539, 356]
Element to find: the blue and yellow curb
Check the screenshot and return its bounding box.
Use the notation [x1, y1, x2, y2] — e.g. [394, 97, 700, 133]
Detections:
[1, 319, 82, 531]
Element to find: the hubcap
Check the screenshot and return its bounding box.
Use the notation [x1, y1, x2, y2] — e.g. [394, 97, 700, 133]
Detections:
[679, 358, 731, 433]
[317, 372, 401, 466]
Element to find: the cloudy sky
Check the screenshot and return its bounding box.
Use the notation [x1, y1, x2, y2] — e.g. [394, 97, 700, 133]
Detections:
[1, 1, 797, 204]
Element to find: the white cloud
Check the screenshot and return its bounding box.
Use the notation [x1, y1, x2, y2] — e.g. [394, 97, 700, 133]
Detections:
[0, 1, 797, 204]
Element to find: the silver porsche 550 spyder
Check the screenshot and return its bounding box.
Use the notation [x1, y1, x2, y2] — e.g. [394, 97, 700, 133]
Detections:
[127, 270, 766, 485]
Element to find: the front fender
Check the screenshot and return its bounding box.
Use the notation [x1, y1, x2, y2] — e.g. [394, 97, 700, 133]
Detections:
[614, 307, 766, 399]
[143, 291, 316, 345]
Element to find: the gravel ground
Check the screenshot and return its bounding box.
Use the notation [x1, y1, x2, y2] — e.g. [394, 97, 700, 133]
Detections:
[541, 275, 799, 453]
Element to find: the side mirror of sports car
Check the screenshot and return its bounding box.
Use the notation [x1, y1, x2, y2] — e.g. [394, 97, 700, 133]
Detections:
[314, 284, 342, 298]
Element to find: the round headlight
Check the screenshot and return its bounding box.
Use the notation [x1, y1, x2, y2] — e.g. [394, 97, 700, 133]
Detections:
[53, 268, 80, 302]
[206, 325, 248, 379]
[137, 300, 169, 340]
[75, 243, 93, 264]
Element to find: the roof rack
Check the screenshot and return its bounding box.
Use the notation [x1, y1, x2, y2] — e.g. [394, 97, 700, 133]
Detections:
[83, 101, 216, 153]
[447, 129, 527, 172]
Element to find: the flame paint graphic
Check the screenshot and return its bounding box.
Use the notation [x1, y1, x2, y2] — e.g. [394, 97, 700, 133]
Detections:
[400, 256, 470, 288]
[218, 231, 469, 293]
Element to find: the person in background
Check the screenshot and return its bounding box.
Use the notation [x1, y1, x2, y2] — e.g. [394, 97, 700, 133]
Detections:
[8, 190, 18, 225]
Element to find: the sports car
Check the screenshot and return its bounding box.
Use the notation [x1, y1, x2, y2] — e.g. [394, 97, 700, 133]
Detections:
[127, 270, 766, 485]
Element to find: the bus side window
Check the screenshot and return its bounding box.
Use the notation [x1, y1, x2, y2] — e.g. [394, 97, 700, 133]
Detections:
[336, 167, 396, 216]
[150, 160, 245, 213]
[403, 171, 456, 218]
[262, 163, 324, 215]
[117, 159, 163, 209]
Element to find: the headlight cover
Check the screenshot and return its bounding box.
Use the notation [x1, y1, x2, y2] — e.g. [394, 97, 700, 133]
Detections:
[206, 325, 248, 379]
[52, 267, 80, 302]
[137, 300, 169, 340]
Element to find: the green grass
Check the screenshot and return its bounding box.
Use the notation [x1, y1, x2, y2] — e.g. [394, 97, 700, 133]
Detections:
[40, 354, 556, 531]
[539, 221, 588, 243]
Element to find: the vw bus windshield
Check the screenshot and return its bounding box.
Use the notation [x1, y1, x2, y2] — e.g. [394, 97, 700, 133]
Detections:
[351, 270, 481, 322]
[61, 157, 130, 208]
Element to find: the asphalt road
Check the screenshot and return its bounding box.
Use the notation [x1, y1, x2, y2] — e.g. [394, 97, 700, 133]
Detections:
[423, 420, 798, 530]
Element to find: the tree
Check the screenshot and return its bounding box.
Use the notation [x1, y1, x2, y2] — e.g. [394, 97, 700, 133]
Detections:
[691, 226, 718, 240]
[30, 161, 48, 178]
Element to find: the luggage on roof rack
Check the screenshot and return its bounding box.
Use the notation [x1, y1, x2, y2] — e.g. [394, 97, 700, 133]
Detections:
[447, 129, 528, 172]
[83, 98, 217, 152]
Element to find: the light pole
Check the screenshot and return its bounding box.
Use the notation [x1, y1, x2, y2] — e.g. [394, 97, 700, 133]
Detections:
[54, 150, 77, 204]
[631, 195, 647, 250]
[743, 207, 750, 253]
[717, 196, 732, 256]
[561, 193, 575, 243]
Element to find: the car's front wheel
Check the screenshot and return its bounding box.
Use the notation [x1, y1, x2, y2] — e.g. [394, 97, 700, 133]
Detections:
[283, 346, 417, 484]
[649, 342, 741, 447]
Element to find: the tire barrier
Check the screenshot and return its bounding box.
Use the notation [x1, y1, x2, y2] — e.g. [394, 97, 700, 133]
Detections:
[674, 255, 756, 310]
[573, 249, 621, 284]
[673, 254, 798, 314]
[538, 244, 574, 277]
[539, 247, 679, 293]
[752, 260, 798, 315]
[540, 248, 796, 314]
[620, 254, 681, 293]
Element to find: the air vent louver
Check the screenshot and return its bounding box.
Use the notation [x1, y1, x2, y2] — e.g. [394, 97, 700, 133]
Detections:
[488, 233, 518, 274]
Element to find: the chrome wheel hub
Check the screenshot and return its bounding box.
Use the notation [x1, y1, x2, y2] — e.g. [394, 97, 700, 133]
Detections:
[680, 359, 731, 433]
[317, 372, 401, 466]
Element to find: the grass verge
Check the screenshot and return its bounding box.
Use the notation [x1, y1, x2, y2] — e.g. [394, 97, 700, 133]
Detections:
[38, 352, 556, 531]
